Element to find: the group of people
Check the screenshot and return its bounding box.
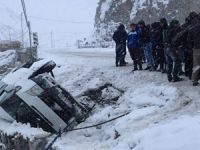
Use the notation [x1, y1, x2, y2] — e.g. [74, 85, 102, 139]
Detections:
[113, 12, 200, 86]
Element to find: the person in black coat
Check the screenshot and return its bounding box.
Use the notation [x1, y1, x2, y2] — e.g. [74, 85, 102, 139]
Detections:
[161, 19, 183, 82]
[151, 22, 166, 72]
[138, 20, 155, 71]
[172, 12, 200, 80]
[113, 24, 128, 67]
[187, 14, 200, 86]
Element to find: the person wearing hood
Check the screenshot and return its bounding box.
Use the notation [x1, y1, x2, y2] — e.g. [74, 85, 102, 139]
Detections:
[113, 24, 128, 67]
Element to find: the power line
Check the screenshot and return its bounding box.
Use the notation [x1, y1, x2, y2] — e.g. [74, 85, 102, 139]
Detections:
[28, 15, 93, 24]
[0, 23, 25, 41]
[46, 112, 130, 150]
[14, 29, 29, 40]
[0, 4, 93, 25]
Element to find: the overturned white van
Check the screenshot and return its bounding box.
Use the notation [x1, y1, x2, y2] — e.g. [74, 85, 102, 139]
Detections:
[0, 60, 89, 133]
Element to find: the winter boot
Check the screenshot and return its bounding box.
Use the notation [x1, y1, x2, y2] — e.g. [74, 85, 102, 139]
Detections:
[133, 64, 138, 71]
[139, 65, 143, 71]
[161, 69, 166, 73]
[133, 67, 138, 71]
[119, 63, 127, 67]
[116, 61, 119, 67]
[173, 76, 184, 82]
[193, 82, 199, 86]
[167, 74, 173, 82]
[178, 71, 185, 76]
[144, 66, 151, 70]
[149, 66, 156, 72]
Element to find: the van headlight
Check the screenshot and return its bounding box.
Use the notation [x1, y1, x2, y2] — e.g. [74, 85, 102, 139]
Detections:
[26, 85, 44, 96]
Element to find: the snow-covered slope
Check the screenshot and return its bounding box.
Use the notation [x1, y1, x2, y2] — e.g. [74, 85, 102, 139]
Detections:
[38, 47, 200, 150]
[0, 47, 199, 149]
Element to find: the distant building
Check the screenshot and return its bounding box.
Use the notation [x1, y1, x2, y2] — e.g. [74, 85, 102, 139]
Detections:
[0, 40, 21, 52]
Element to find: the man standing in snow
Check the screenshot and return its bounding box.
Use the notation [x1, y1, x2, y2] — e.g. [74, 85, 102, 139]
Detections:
[127, 23, 142, 71]
[171, 12, 198, 80]
[138, 20, 155, 71]
[164, 20, 183, 82]
[187, 14, 200, 86]
[160, 18, 183, 82]
[151, 22, 166, 73]
[113, 24, 128, 67]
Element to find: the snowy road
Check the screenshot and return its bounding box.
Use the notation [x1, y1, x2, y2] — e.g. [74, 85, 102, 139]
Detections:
[47, 50, 115, 59]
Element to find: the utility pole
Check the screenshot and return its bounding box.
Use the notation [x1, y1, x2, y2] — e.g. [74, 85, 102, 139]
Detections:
[21, 12, 24, 48]
[20, 0, 32, 48]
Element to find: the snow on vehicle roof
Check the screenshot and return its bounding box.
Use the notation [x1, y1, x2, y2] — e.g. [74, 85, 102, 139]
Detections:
[2, 59, 53, 92]
[30, 59, 53, 71]
[2, 68, 35, 92]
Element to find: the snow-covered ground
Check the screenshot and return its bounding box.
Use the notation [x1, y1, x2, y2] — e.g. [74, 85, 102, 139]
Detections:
[37, 47, 199, 150]
[0, 47, 199, 149]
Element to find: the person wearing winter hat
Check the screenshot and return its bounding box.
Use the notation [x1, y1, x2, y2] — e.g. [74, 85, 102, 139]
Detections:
[113, 24, 128, 67]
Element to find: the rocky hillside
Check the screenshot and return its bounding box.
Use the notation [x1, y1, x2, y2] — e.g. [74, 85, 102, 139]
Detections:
[94, 0, 200, 40]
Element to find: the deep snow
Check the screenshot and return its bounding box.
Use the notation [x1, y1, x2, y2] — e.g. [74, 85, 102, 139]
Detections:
[0, 47, 199, 150]
[39, 47, 200, 150]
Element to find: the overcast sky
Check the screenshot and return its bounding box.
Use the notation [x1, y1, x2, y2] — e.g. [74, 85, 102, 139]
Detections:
[0, 0, 98, 48]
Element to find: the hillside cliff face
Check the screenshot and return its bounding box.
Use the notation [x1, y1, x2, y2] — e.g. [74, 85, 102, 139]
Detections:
[94, 0, 200, 40]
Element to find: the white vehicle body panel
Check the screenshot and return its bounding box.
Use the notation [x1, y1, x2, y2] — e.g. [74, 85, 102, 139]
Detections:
[17, 92, 67, 132]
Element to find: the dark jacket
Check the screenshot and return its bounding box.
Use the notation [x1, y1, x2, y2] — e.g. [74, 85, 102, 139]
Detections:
[172, 16, 200, 49]
[187, 23, 200, 49]
[127, 30, 140, 49]
[113, 25, 128, 45]
[151, 22, 163, 48]
[167, 20, 182, 48]
[172, 23, 189, 49]
[160, 18, 169, 47]
[140, 26, 151, 44]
